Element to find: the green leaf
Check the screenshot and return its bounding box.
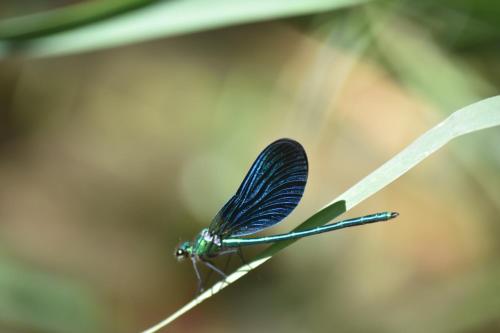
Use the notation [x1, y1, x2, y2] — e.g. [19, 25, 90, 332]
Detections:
[412, 0, 500, 48]
[0, 0, 155, 40]
[140, 96, 500, 332]
[367, 8, 493, 111]
[0, 0, 372, 58]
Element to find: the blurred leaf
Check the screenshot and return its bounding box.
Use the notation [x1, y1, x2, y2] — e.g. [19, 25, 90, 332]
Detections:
[141, 96, 500, 332]
[368, 9, 493, 111]
[0, 255, 106, 333]
[0, 0, 155, 40]
[414, 0, 500, 49]
[0, 0, 372, 58]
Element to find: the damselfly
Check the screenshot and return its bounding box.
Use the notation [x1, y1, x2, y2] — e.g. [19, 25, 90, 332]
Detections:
[175, 139, 398, 292]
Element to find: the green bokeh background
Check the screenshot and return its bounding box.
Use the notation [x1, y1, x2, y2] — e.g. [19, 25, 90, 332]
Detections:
[0, 1, 500, 332]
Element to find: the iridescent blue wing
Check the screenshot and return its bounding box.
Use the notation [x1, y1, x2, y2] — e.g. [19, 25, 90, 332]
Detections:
[209, 138, 308, 237]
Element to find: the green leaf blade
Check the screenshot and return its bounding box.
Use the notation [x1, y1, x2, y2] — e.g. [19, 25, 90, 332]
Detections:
[0, 0, 373, 58]
[142, 96, 500, 332]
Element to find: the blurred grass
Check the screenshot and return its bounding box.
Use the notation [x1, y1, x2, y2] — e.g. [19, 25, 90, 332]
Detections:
[0, 0, 371, 57]
[0, 0, 156, 40]
[0, 254, 105, 333]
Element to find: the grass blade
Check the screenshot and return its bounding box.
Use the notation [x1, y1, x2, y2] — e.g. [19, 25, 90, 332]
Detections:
[0, 0, 154, 40]
[326, 96, 500, 211]
[141, 96, 500, 332]
[0, 0, 372, 58]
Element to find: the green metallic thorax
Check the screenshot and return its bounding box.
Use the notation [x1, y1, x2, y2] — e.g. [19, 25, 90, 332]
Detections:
[190, 228, 222, 257]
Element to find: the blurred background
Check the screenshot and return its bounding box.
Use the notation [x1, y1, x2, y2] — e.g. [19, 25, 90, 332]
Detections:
[1, 1, 500, 332]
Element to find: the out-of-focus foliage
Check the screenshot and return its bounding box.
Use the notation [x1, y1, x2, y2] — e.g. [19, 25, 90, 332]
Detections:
[0, 0, 371, 57]
[0, 0, 156, 40]
[0, 254, 106, 333]
[0, 1, 500, 333]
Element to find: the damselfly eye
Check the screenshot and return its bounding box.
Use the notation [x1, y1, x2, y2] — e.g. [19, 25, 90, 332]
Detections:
[175, 241, 192, 261]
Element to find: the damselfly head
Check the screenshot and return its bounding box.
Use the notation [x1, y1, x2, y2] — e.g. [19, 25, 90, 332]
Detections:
[174, 241, 192, 261]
